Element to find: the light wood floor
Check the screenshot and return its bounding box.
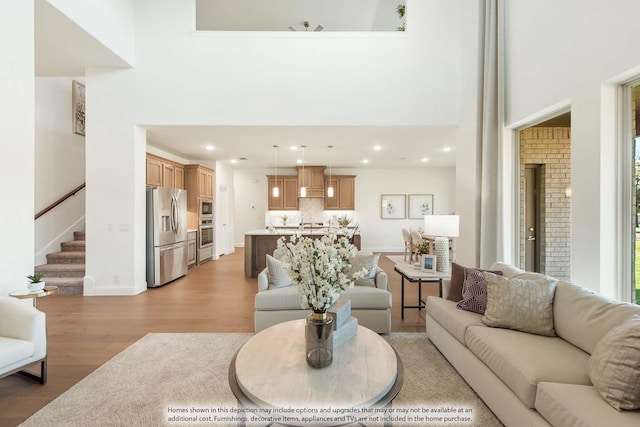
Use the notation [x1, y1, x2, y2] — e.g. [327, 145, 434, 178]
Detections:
[0, 249, 438, 426]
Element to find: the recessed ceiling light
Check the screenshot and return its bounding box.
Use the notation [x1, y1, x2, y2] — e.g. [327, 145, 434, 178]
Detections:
[362, 159, 369, 164]
[296, 159, 303, 164]
[290, 146, 298, 151]
[205, 144, 214, 151]
[443, 147, 452, 152]
[230, 159, 238, 164]
[421, 158, 429, 162]
[373, 145, 382, 151]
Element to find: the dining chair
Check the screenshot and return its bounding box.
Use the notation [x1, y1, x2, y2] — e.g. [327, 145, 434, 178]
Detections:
[402, 228, 412, 261]
[410, 229, 424, 263]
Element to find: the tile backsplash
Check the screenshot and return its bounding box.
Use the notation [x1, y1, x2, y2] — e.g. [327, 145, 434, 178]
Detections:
[265, 198, 355, 227]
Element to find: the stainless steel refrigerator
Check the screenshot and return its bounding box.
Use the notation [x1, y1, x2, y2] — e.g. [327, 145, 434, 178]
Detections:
[146, 187, 188, 287]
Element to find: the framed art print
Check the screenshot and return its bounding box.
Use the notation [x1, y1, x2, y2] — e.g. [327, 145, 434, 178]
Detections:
[72, 80, 86, 136]
[408, 194, 434, 219]
[381, 194, 406, 219]
[421, 254, 437, 273]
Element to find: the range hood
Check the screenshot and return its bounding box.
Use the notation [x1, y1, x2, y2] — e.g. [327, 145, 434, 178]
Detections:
[297, 165, 326, 198]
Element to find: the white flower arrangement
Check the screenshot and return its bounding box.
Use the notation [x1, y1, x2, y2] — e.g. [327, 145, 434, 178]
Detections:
[277, 228, 366, 313]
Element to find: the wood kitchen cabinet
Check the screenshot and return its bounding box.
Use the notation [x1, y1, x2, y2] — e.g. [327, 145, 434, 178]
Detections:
[297, 166, 325, 198]
[324, 175, 356, 210]
[187, 230, 197, 267]
[267, 175, 298, 210]
[146, 154, 185, 189]
[174, 164, 184, 189]
[146, 156, 163, 187]
[186, 165, 214, 199]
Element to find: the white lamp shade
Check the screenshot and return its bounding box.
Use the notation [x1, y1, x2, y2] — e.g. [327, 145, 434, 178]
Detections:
[424, 215, 459, 238]
[272, 186, 279, 197]
[300, 186, 307, 197]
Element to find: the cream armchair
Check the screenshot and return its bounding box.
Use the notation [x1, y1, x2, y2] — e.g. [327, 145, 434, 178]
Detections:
[0, 296, 47, 384]
[255, 257, 392, 333]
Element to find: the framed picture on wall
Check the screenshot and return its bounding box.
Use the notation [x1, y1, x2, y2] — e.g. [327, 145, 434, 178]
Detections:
[72, 80, 85, 136]
[381, 194, 406, 219]
[421, 254, 437, 273]
[408, 194, 434, 219]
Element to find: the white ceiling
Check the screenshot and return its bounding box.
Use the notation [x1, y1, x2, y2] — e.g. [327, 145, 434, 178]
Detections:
[34, 0, 130, 76]
[34, 0, 457, 171]
[145, 125, 458, 169]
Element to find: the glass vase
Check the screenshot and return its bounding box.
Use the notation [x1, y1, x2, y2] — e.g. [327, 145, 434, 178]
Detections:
[305, 312, 333, 368]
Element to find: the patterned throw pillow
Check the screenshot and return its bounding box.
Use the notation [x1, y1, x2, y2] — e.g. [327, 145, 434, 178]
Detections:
[448, 263, 503, 302]
[588, 315, 640, 411]
[456, 269, 489, 314]
[344, 254, 380, 287]
[482, 273, 558, 336]
[266, 254, 292, 289]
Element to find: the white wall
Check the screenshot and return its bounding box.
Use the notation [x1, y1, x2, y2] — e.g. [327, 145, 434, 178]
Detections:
[504, 0, 640, 295]
[34, 77, 86, 265]
[84, 0, 466, 294]
[215, 162, 235, 257]
[455, 0, 482, 268]
[47, 0, 135, 65]
[233, 167, 456, 252]
[0, 1, 35, 295]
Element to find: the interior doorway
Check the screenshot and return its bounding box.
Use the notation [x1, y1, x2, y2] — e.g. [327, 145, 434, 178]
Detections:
[524, 164, 542, 272]
[518, 113, 571, 280]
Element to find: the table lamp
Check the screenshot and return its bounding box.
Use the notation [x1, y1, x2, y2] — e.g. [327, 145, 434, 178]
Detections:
[423, 215, 459, 273]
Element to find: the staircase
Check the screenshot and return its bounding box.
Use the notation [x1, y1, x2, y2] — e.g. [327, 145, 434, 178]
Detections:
[35, 230, 85, 295]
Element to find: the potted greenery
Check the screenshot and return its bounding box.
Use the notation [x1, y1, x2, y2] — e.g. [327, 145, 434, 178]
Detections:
[27, 273, 45, 292]
[396, 4, 406, 31]
[337, 215, 351, 228]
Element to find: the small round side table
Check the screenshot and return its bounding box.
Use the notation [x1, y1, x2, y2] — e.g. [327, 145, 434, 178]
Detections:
[10, 286, 58, 308]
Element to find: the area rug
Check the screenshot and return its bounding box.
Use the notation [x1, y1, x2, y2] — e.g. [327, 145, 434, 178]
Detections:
[20, 333, 502, 427]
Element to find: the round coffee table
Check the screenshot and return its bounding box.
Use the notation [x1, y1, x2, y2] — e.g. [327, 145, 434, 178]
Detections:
[228, 319, 403, 427]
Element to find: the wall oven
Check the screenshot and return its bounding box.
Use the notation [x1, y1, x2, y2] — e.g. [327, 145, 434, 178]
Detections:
[199, 199, 214, 217]
[198, 217, 214, 264]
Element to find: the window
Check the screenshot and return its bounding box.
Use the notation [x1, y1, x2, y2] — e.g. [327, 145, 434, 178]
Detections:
[195, 0, 407, 32]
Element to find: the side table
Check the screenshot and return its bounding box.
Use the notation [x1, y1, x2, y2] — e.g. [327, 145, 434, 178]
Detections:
[10, 286, 58, 308]
[392, 262, 450, 319]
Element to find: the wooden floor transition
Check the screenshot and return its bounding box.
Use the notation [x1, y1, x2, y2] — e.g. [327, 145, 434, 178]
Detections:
[0, 249, 438, 426]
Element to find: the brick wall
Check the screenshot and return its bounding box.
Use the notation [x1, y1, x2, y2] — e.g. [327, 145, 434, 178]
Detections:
[519, 127, 571, 280]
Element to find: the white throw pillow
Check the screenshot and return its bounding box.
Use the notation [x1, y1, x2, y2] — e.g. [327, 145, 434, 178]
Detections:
[345, 254, 380, 287]
[482, 273, 558, 336]
[266, 254, 292, 289]
[588, 314, 640, 411]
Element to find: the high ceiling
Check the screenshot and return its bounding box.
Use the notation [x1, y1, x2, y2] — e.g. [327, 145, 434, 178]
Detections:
[34, 0, 580, 171]
[35, 0, 459, 170]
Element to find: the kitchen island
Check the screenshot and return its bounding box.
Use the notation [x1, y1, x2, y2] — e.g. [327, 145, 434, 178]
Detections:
[244, 228, 361, 278]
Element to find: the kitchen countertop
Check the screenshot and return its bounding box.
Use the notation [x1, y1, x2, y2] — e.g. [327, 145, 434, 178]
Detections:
[244, 229, 361, 277]
[244, 228, 359, 236]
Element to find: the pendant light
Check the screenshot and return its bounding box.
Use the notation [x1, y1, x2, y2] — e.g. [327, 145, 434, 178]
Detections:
[327, 145, 334, 198]
[300, 145, 307, 197]
[272, 145, 279, 198]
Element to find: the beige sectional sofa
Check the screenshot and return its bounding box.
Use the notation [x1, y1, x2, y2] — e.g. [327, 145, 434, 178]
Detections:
[426, 262, 640, 427]
[254, 266, 392, 333]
